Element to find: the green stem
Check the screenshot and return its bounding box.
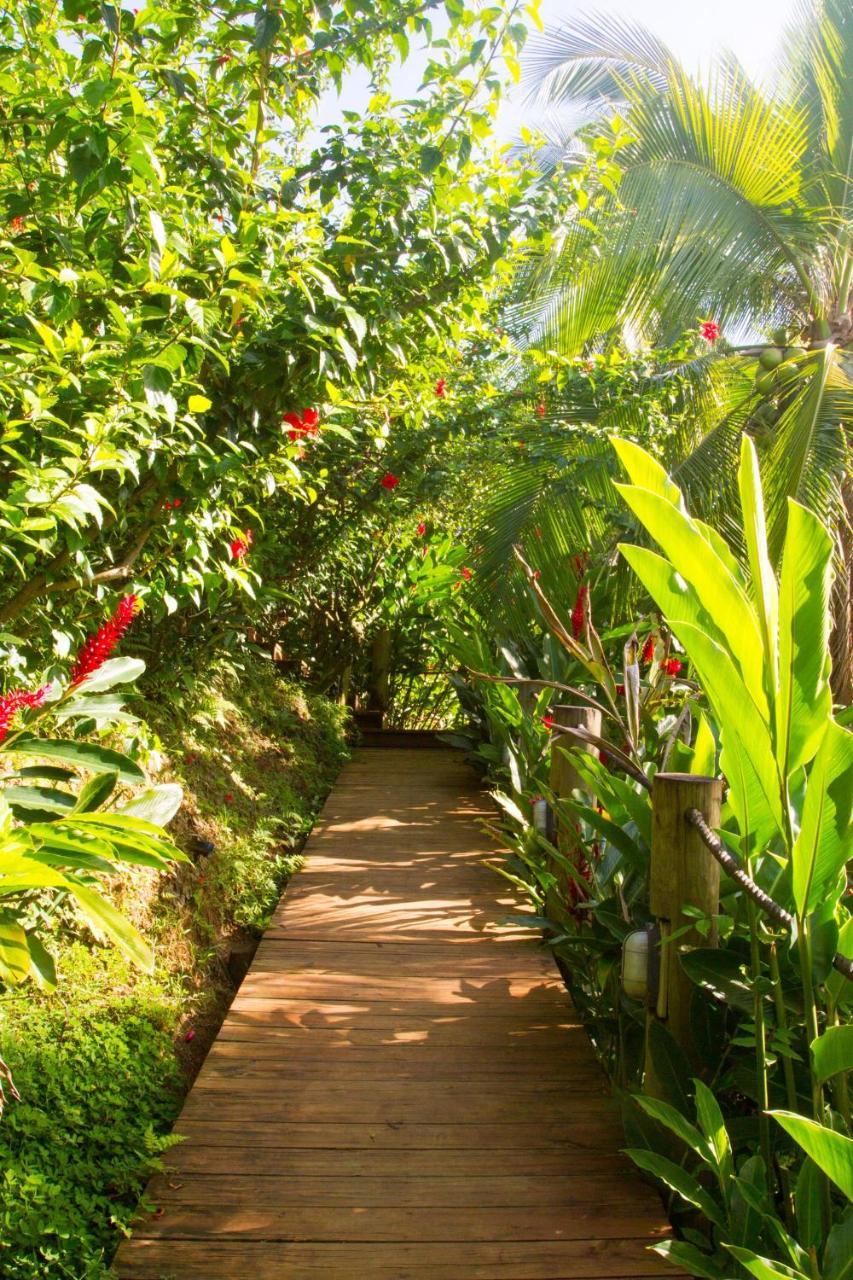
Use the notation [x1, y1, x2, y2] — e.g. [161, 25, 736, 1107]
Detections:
[747, 901, 772, 1171]
[768, 940, 798, 1112]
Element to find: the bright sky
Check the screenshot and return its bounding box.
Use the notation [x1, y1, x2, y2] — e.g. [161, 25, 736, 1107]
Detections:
[316, 0, 799, 137]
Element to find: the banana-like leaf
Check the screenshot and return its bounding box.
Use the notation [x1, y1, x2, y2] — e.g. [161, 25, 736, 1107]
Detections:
[624, 1148, 725, 1227]
[694, 1078, 734, 1185]
[691, 712, 717, 777]
[738, 436, 778, 701]
[810, 1025, 853, 1086]
[631, 1094, 710, 1162]
[791, 719, 853, 917]
[70, 656, 145, 693]
[0, 911, 31, 985]
[118, 783, 183, 828]
[776, 498, 833, 778]
[770, 1111, 853, 1200]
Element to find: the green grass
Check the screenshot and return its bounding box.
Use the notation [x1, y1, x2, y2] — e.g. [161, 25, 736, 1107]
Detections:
[0, 661, 349, 1278]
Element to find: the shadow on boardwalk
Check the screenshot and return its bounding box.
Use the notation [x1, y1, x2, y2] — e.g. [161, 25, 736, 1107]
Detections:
[116, 748, 680, 1280]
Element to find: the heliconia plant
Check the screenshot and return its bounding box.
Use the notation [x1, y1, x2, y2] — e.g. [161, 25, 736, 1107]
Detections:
[613, 435, 852, 1275]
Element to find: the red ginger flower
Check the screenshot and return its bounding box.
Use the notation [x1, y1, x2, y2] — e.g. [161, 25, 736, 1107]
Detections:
[0, 684, 50, 745]
[663, 657, 683, 676]
[381, 472, 399, 490]
[700, 320, 720, 342]
[435, 378, 447, 398]
[641, 635, 656, 664]
[571, 584, 588, 639]
[70, 595, 142, 685]
[417, 522, 427, 536]
[542, 713, 554, 730]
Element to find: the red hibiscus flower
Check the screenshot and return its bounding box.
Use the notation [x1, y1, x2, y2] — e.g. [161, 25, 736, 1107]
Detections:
[699, 320, 720, 342]
[435, 378, 447, 398]
[70, 595, 142, 685]
[381, 473, 399, 490]
[230, 531, 252, 560]
[663, 657, 683, 676]
[283, 408, 320, 442]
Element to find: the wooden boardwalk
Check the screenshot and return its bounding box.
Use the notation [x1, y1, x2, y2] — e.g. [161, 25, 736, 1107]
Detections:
[117, 747, 676, 1279]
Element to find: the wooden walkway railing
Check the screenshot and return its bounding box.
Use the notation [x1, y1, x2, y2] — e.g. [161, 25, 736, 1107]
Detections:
[117, 746, 678, 1279]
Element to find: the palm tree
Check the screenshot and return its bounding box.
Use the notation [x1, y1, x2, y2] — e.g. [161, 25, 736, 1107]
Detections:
[475, 1, 851, 693]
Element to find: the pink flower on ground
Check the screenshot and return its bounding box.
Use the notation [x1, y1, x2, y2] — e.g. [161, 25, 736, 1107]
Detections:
[70, 596, 142, 685]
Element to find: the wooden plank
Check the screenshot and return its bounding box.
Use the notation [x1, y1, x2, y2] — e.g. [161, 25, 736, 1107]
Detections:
[115, 748, 682, 1278]
[119, 1238, 675, 1280]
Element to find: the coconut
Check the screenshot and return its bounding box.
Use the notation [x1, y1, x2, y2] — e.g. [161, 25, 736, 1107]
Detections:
[771, 326, 790, 346]
[783, 346, 806, 361]
[759, 347, 783, 370]
[756, 371, 776, 396]
[754, 402, 779, 426]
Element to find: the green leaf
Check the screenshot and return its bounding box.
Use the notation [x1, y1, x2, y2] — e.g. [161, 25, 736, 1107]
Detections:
[633, 1093, 710, 1161]
[625, 1148, 725, 1227]
[118, 784, 183, 827]
[776, 499, 833, 776]
[10, 737, 145, 785]
[188, 394, 212, 413]
[646, 1019, 693, 1116]
[253, 6, 282, 50]
[70, 656, 146, 693]
[738, 435, 778, 699]
[420, 144, 443, 174]
[792, 720, 853, 917]
[72, 771, 118, 813]
[24, 931, 57, 992]
[824, 1210, 853, 1280]
[724, 1246, 810, 1280]
[770, 1112, 853, 1200]
[0, 911, 31, 985]
[794, 1157, 824, 1251]
[67, 880, 154, 972]
[694, 1078, 733, 1184]
[4, 785, 76, 817]
[810, 1025, 853, 1086]
[651, 1241, 726, 1279]
[611, 437, 683, 507]
[691, 712, 717, 777]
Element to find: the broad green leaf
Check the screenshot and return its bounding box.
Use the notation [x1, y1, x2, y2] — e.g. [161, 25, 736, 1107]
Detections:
[794, 1157, 824, 1251]
[810, 1025, 853, 1086]
[614, 483, 767, 712]
[776, 499, 833, 777]
[611, 438, 683, 507]
[70, 656, 145, 693]
[824, 1211, 853, 1280]
[0, 911, 31, 985]
[632, 1094, 710, 1161]
[770, 1112, 853, 1200]
[24, 931, 57, 991]
[738, 436, 778, 699]
[624, 1148, 725, 1227]
[725, 1246, 810, 1280]
[10, 737, 145, 784]
[646, 1019, 693, 1117]
[72, 771, 118, 813]
[67, 881, 154, 972]
[691, 712, 716, 777]
[188, 394, 212, 413]
[4, 784, 76, 816]
[694, 1078, 733, 1184]
[670, 623, 783, 848]
[792, 720, 853, 916]
[652, 1241, 726, 1279]
[118, 783, 183, 827]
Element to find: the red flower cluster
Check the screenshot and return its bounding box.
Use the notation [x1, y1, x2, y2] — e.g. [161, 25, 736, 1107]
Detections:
[9, 216, 25, 236]
[435, 378, 447, 398]
[163, 498, 182, 510]
[571, 584, 588, 639]
[615, 683, 625, 696]
[641, 635, 656, 664]
[700, 320, 720, 342]
[283, 408, 320, 442]
[381, 472, 399, 490]
[70, 595, 142, 685]
[535, 403, 545, 418]
[663, 657, 683, 676]
[542, 713, 554, 730]
[0, 684, 50, 745]
[460, 566, 472, 582]
[230, 530, 253, 560]
[417, 522, 427, 536]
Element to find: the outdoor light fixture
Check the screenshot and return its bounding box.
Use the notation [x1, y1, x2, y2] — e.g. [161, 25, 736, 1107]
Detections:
[621, 924, 660, 1005]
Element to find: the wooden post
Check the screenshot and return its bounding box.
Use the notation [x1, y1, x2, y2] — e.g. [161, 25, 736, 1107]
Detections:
[367, 627, 392, 716]
[547, 705, 602, 924]
[647, 772, 722, 1082]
